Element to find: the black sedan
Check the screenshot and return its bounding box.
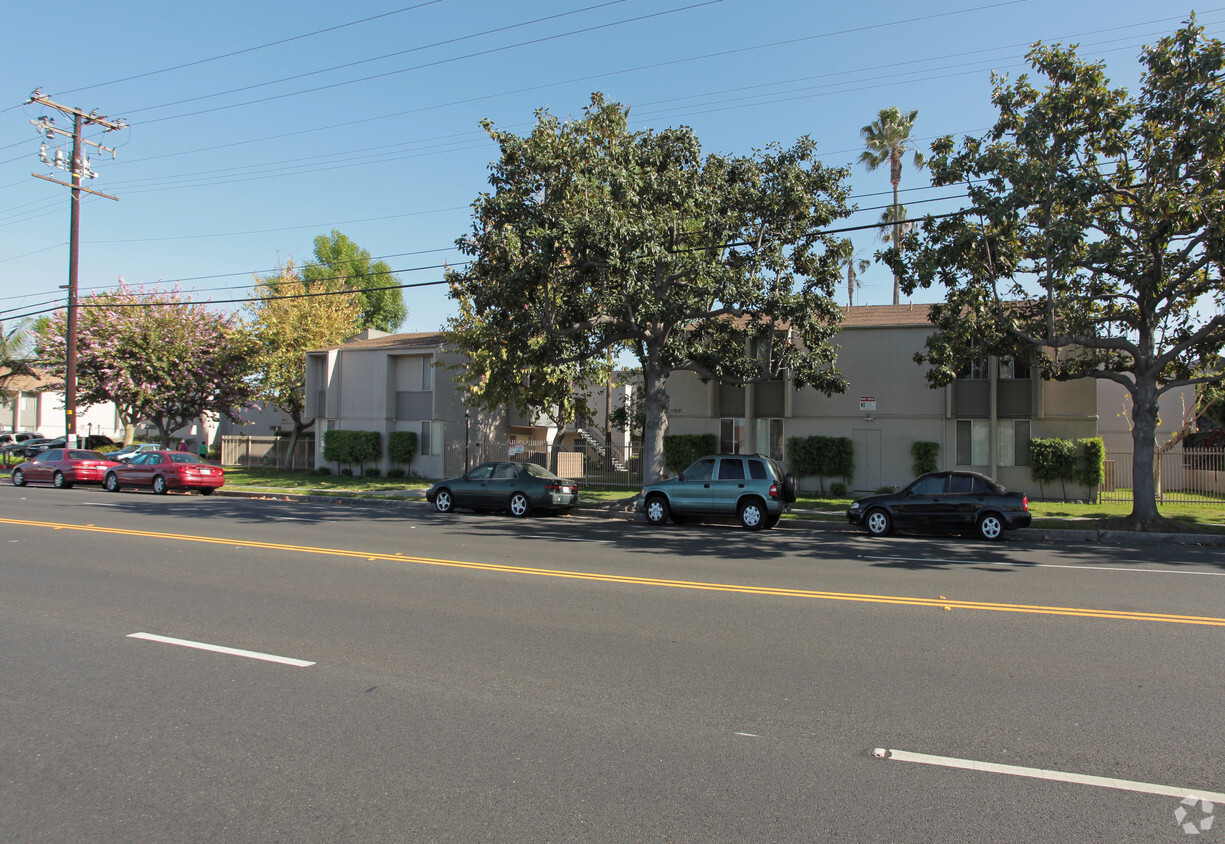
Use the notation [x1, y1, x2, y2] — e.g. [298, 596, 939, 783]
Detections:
[427, 461, 580, 517]
[847, 470, 1032, 540]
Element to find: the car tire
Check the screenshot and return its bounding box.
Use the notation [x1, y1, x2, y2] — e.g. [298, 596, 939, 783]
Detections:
[644, 494, 670, 527]
[865, 508, 892, 537]
[53, 471, 73, 489]
[509, 491, 531, 517]
[782, 472, 798, 503]
[104, 473, 120, 492]
[199, 488, 215, 496]
[977, 513, 1004, 541]
[12, 469, 25, 487]
[152, 475, 169, 495]
[434, 488, 454, 513]
[739, 498, 766, 530]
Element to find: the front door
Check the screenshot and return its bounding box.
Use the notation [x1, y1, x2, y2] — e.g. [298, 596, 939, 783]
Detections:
[670, 457, 715, 514]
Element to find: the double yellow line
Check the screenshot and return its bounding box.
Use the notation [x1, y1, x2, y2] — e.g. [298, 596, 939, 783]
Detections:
[7, 517, 1225, 627]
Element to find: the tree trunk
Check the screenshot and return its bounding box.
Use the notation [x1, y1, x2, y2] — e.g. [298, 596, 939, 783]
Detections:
[1128, 377, 1164, 528]
[285, 412, 314, 472]
[891, 178, 902, 305]
[640, 349, 670, 483]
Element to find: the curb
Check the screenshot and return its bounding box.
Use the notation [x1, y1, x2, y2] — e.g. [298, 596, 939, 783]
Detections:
[213, 488, 1222, 546]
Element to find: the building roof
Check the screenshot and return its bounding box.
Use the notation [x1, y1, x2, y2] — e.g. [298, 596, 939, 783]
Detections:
[309, 330, 448, 353]
[841, 303, 935, 328]
[0, 366, 59, 392]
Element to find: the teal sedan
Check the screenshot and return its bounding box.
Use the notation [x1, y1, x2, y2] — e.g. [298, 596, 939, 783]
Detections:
[427, 461, 580, 517]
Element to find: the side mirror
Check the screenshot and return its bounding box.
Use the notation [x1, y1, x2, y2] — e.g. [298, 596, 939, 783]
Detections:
[678, 473, 686, 482]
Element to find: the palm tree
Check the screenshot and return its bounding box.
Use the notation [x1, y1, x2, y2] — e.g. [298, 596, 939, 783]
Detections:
[0, 320, 36, 402]
[859, 107, 926, 304]
[878, 204, 915, 247]
[840, 250, 870, 308]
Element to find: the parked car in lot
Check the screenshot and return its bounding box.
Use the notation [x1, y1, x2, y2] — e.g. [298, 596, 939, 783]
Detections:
[7, 437, 58, 460]
[10, 448, 120, 489]
[638, 454, 797, 530]
[846, 470, 1032, 540]
[0, 431, 44, 448]
[109, 442, 160, 462]
[103, 450, 225, 495]
[427, 461, 580, 516]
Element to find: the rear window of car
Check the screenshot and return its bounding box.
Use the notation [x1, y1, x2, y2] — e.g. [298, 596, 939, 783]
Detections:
[718, 459, 745, 480]
[36, 449, 63, 461]
[68, 450, 104, 460]
[947, 474, 975, 494]
[168, 453, 206, 464]
[747, 459, 767, 480]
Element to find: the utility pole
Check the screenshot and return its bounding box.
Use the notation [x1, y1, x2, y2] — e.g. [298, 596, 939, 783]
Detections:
[27, 89, 126, 448]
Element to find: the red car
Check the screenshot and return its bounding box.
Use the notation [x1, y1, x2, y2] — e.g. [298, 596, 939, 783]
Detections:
[103, 450, 225, 495]
[10, 448, 120, 489]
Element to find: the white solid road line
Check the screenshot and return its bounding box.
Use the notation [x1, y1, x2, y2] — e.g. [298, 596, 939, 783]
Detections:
[127, 632, 315, 667]
[874, 748, 1225, 802]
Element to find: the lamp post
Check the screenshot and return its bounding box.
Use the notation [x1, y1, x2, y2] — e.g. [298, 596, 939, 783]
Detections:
[464, 411, 470, 473]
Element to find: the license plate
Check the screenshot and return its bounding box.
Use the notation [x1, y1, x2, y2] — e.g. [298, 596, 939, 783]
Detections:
[200, 468, 213, 475]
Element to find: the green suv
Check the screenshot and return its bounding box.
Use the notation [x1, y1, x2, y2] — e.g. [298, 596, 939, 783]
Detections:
[638, 454, 798, 530]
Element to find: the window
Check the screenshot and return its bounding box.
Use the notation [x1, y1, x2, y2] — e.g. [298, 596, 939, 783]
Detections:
[685, 458, 715, 481]
[999, 356, 1031, 380]
[467, 463, 495, 480]
[720, 418, 745, 454]
[421, 356, 433, 391]
[747, 459, 768, 480]
[717, 458, 745, 480]
[419, 420, 444, 456]
[997, 420, 1031, 467]
[956, 419, 990, 466]
[910, 475, 946, 495]
[755, 418, 783, 462]
[493, 463, 517, 479]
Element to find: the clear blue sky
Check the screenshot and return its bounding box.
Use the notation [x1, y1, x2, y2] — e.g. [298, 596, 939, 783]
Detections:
[1, 0, 1219, 335]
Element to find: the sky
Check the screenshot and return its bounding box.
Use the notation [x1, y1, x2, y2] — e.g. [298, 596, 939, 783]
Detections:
[1, 0, 1220, 337]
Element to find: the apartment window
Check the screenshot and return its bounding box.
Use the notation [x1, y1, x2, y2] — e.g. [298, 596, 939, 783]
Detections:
[720, 418, 745, 453]
[956, 419, 990, 466]
[421, 356, 433, 391]
[754, 418, 783, 461]
[997, 419, 1031, 467]
[419, 420, 444, 456]
[999, 356, 1031, 380]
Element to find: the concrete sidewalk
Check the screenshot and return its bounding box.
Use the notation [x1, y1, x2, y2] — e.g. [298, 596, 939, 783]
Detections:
[214, 486, 1223, 547]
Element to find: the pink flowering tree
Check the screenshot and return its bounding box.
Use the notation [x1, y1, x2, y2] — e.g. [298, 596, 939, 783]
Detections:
[37, 281, 256, 447]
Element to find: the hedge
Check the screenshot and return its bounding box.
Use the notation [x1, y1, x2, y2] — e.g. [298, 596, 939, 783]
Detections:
[1030, 437, 1104, 500]
[322, 429, 382, 475]
[388, 430, 418, 466]
[911, 441, 940, 476]
[662, 434, 718, 474]
[785, 435, 853, 495]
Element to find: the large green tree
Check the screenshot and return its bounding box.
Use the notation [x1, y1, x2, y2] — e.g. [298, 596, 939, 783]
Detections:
[859, 107, 926, 305]
[246, 261, 362, 468]
[891, 20, 1225, 530]
[447, 94, 854, 482]
[37, 283, 256, 447]
[303, 230, 406, 332]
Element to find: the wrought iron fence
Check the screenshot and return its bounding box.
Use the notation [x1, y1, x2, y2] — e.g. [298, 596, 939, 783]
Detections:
[1098, 449, 1225, 504]
[444, 438, 644, 488]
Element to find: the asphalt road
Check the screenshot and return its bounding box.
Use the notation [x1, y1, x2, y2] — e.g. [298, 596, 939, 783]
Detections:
[2, 484, 1223, 842]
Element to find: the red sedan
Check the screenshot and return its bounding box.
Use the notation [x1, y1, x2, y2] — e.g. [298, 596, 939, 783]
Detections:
[10, 448, 120, 489]
[103, 450, 225, 495]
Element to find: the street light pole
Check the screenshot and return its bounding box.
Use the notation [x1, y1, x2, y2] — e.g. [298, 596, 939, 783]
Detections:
[464, 411, 470, 473]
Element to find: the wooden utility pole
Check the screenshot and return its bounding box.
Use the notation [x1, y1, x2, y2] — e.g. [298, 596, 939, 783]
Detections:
[27, 90, 126, 447]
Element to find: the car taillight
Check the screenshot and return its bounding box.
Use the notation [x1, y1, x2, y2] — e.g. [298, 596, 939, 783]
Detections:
[1022, 496, 1029, 511]
[769, 483, 779, 499]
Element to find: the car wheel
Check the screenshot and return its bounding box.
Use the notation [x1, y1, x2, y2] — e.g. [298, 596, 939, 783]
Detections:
[644, 494, 670, 526]
[509, 491, 531, 517]
[199, 488, 215, 496]
[53, 471, 73, 489]
[152, 475, 169, 495]
[12, 469, 25, 487]
[739, 498, 766, 530]
[104, 473, 121, 492]
[434, 488, 454, 513]
[782, 472, 798, 503]
[865, 508, 892, 537]
[977, 513, 1004, 541]
[763, 512, 781, 530]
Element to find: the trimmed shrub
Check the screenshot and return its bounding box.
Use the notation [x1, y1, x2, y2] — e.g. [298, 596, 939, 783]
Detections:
[911, 441, 940, 476]
[785, 435, 853, 494]
[830, 480, 847, 498]
[1076, 437, 1105, 488]
[313, 466, 332, 476]
[323, 429, 382, 476]
[366, 467, 381, 478]
[663, 434, 718, 474]
[386, 467, 406, 478]
[389, 430, 418, 466]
